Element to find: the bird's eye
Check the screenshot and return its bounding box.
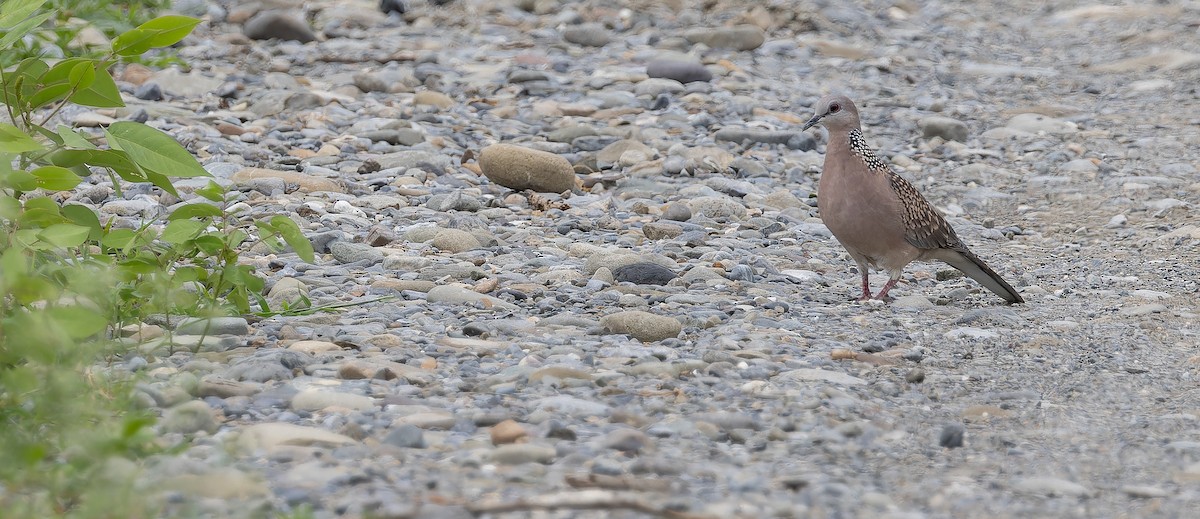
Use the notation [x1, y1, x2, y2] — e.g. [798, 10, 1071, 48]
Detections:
[829, 103, 841, 114]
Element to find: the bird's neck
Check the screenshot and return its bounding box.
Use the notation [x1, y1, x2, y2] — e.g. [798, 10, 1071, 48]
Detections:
[828, 128, 888, 173]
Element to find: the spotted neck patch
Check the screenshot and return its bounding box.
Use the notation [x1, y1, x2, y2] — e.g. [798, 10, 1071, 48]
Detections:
[847, 129, 891, 172]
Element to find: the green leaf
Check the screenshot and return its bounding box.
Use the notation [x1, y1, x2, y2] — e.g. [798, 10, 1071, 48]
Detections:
[5, 58, 48, 105]
[0, 10, 52, 51]
[0, 122, 41, 152]
[25, 82, 72, 111]
[62, 204, 102, 240]
[227, 229, 248, 248]
[0, 194, 20, 219]
[105, 122, 209, 178]
[49, 148, 144, 182]
[0, 246, 29, 282]
[143, 169, 179, 197]
[27, 58, 96, 110]
[0, 0, 46, 27]
[111, 16, 201, 56]
[57, 125, 98, 149]
[69, 63, 123, 108]
[84, 149, 140, 172]
[46, 305, 109, 339]
[32, 123, 61, 145]
[4, 169, 37, 191]
[11, 228, 42, 248]
[191, 235, 223, 255]
[174, 265, 206, 283]
[19, 196, 65, 226]
[31, 165, 82, 190]
[117, 255, 160, 275]
[194, 180, 226, 202]
[270, 215, 314, 263]
[38, 223, 90, 247]
[101, 228, 136, 250]
[167, 202, 222, 221]
[161, 219, 205, 244]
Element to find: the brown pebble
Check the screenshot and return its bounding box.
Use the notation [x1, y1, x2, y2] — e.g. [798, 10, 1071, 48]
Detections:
[905, 368, 926, 383]
[490, 419, 529, 445]
[216, 122, 246, 136]
[121, 64, 153, 85]
[474, 278, 498, 293]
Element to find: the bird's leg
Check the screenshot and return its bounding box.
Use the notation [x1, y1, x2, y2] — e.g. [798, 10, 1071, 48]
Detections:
[875, 277, 900, 300]
[858, 269, 872, 301]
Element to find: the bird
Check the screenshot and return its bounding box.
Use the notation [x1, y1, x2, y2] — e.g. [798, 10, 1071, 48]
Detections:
[801, 94, 1024, 304]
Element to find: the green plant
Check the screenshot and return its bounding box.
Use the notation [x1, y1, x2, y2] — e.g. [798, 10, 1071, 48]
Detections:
[0, 0, 175, 69]
[158, 179, 313, 314]
[0, 1, 313, 516]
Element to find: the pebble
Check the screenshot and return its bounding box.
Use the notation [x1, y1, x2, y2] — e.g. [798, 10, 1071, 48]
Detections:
[382, 425, 426, 449]
[175, 317, 249, 336]
[642, 222, 684, 240]
[161, 400, 219, 435]
[561, 23, 611, 47]
[242, 11, 316, 42]
[646, 59, 712, 83]
[413, 90, 454, 109]
[599, 311, 683, 342]
[235, 423, 357, 453]
[612, 263, 677, 285]
[231, 168, 344, 193]
[1011, 477, 1092, 497]
[489, 419, 529, 445]
[1005, 113, 1076, 134]
[291, 389, 374, 412]
[919, 116, 969, 142]
[683, 25, 765, 50]
[938, 423, 965, 448]
[662, 203, 692, 221]
[430, 228, 482, 252]
[287, 340, 341, 354]
[688, 195, 747, 219]
[160, 468, 270, 500]
[427, 284, 518, 310]
[479, 144, 577, 193]
[490, 444, 556, 465]
[197, 376, 261, 398]
[329, 241, 384, 264]
[1120, 485, 1169, 498]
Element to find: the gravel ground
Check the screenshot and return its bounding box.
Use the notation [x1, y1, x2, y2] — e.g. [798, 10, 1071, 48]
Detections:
[75, 0, 1200, 517]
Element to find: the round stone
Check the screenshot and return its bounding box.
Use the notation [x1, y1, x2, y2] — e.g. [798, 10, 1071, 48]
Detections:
[479, 144, 578, 193]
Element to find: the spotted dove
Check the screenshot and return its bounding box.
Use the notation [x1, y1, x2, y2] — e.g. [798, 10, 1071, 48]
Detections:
[802, 94, 1023, 304]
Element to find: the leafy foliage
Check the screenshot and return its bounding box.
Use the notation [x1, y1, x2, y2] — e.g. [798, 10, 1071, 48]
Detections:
[0, 0, 176, 69]
[0, 1, 314, 516]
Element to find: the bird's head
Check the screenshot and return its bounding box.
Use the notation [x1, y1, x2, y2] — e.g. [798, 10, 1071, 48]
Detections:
[801, 94, 860, 132]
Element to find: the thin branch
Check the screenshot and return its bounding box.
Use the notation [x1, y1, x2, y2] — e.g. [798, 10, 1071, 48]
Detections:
[564, 473, 673, 492]
[466, 489, 717, 519]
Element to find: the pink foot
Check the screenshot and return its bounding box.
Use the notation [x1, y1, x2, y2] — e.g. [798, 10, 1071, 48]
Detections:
[874, 278, 900, 300]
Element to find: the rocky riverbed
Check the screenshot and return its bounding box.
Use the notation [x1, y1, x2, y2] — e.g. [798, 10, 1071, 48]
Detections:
[74, 0, 1200, 517]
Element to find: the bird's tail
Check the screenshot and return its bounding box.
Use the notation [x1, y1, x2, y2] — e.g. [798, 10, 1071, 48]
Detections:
[937, 249, 1024, 304]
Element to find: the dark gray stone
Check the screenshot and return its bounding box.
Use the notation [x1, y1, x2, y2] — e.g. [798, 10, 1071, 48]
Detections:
[939, 423, 965, 448]
[646, 59, 712, 83]
[613, 263, 677, 285]
[243, 11, 316, 42]
[134, 82, 164, 101]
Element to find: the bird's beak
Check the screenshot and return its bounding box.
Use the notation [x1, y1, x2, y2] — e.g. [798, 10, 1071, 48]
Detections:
[801, 113, 823, 131]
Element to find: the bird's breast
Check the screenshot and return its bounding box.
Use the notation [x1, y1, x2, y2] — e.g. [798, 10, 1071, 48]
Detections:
[817, 155, 912, 265]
